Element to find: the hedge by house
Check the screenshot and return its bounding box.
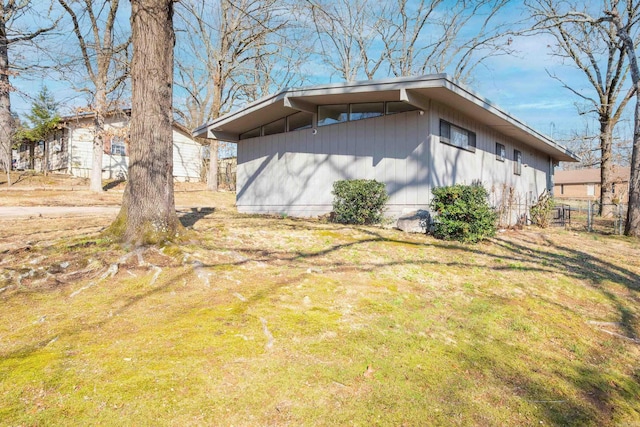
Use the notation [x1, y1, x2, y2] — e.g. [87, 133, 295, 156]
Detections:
[332, 179, 389, 225]
[430, 184, 497, 243]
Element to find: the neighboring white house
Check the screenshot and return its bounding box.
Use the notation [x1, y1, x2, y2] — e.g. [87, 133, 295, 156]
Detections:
[194, 74, 578, 222]
[15, 110, 205, 182]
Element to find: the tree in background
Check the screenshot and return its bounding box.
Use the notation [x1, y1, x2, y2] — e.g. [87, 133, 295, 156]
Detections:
[57, 0, 130, 192]
[0, 0, 58, 186]
[175, 0, 308, 192]
[527, 0, 637, 216]
[14, 86, 60, 174]
[304, 0, 512, 83]
[598, 3, 640, 236]
[108, 0, 180, 244]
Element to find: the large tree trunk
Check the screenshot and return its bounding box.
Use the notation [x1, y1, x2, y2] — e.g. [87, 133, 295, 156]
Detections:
[0, 17, 13, 186]
[625, 85, 640, 236]
[599, 117, 615, 217]
[108, 0, 181, 244]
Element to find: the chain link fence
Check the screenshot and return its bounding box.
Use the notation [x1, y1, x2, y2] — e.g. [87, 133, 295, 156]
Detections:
[551, 201, 627, 235]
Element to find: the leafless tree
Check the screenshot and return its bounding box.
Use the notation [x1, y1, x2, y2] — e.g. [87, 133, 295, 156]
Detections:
[597, 3, 640, 236]
[175, 0, 307, 191]
[527, 0, 638, 216]
[108, 0, 180, 244]
[304, 0, 513, 83]
[57, 0, 130, 192]
[306, 0, 386, 81]
[1, 0, 57, 186]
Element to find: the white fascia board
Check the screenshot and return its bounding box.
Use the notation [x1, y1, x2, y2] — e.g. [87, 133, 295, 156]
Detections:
[441, 79, 578, 161]
[283, 96, 316, 113]
[400, 88, 431, 111]
[209, 130, 239, 142]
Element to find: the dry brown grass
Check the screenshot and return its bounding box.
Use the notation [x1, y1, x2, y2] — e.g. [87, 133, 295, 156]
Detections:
[1, 179, 639, 426]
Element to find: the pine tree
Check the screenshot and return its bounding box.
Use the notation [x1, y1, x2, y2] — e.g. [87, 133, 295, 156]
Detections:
[18, 86, 60, 143]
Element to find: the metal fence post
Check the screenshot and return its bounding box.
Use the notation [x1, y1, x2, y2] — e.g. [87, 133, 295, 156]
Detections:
[587, 200, 592, 232]
[619, 204, 624, 235]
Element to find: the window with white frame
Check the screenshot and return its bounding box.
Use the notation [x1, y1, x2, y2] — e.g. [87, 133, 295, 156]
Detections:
[111, 137, 126, 155]
[440, 120, 476, 152]
[514, 149, 522, 175]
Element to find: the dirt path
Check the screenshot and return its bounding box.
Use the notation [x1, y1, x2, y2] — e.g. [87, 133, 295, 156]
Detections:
[0, 206, 121, 218]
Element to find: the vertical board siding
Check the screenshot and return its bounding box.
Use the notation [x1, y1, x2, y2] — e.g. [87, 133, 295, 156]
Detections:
[236, 104, 552, 221]
[237, 110, 429, 216]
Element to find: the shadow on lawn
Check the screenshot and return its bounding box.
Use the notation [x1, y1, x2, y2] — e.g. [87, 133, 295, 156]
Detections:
[3, 219, 639, 424]
[179, 207, 216, 228]
[191, 224, 640, 424]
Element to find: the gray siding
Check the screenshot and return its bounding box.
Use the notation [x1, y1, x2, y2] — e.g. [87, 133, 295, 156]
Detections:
[237, 106, 552, 221]
[238, 110, 431, 217]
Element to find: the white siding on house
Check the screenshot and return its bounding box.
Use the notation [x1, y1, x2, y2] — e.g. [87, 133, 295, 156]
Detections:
[172, 129, 203, 181]
[66, 118, 203, 181]
[67, 126, 94, 178]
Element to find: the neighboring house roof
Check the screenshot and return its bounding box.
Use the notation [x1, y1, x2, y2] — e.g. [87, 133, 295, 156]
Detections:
[194, 74, 579, 162]
[57, 108, 202, 144]
[555, 167, 630, 184]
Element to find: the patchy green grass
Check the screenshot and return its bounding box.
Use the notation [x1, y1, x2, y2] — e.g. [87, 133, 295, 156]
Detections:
[1, 193, 639, 425]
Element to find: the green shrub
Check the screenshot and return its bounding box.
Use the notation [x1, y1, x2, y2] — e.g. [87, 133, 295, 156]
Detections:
[332, 179, 389, 225]
[430, 184, 497, 243]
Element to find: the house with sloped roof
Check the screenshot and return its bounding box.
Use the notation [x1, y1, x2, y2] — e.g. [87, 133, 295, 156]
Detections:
[554, 167, 630, 203]
[194, 74, 578, 222]
[14, 110, 205, 182]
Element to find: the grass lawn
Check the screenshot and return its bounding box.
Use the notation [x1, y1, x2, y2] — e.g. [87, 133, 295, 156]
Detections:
[1, 190, 639, 426]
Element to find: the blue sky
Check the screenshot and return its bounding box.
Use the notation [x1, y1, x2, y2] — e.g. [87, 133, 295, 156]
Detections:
[9, 0, 633, 146]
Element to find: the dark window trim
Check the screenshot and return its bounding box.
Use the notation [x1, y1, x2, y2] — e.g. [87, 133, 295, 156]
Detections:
[439, 119, 476, 153]
[496, 142, 505, 161]
[514, 149, 522, 175]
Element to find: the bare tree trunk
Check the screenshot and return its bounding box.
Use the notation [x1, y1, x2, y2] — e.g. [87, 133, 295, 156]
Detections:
[0, 17, 13, 186]
[599, 118, 615, 216]
[627, 87, 640, 236]
[108, 0, 181, 244]
[207, 139, 218, 191]
[90, 89, 107, 192]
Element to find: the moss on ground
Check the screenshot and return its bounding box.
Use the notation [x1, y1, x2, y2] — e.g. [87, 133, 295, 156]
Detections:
[1, 193, 639, 425]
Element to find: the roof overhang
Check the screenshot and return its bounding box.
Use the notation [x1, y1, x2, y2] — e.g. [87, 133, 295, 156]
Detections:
[194, 74, 579, 162]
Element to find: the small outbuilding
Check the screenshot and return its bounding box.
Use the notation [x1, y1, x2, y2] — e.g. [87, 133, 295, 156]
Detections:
[195, 74, 578, 222]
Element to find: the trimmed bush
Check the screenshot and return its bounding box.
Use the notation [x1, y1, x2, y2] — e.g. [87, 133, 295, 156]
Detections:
[332, 179, 389, 225]
[430, 184, 497, 243]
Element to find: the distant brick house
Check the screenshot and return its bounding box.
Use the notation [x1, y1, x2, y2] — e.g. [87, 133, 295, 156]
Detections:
[554, 167, 630, 203]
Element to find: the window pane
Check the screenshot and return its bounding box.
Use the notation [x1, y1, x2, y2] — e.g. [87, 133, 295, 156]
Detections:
[240, 127, 261, 140]
[440, 120, 451, 140]
[318, 104, 348, 126]
[111, 138, 126, 155]
[350, 102, 384, 121]
[514, 149, 522, 175]
[386, 101, 419, 115]
[263, 118, 285, 136]
[496, 143, 505, 161]
[288, 111, 312, 131]
[451, 126, 468, 148]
